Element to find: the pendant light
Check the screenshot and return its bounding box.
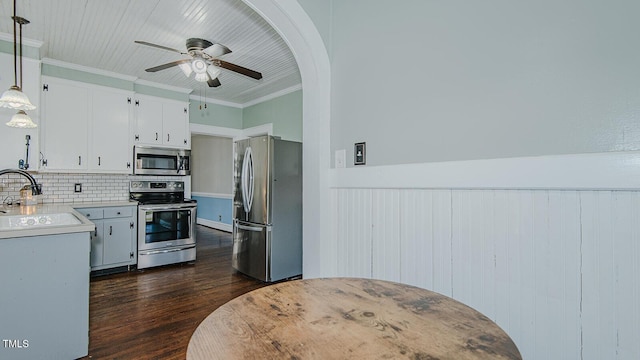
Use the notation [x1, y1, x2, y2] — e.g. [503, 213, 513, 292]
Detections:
[2, 0, 37, 128]
[6, 110, 36, 128]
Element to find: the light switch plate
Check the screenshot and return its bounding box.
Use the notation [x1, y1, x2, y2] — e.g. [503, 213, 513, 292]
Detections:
[354, 142, 366, 165]
[335, 149, 346, 168]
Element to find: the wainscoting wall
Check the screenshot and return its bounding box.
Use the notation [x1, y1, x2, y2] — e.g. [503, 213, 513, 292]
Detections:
[192, 192, 233, 232]
[328, 152, 640, 360]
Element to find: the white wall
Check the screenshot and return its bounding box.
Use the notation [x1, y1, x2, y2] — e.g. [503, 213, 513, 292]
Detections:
[289, 1, 640, 359]
[324, 0, 640, 166]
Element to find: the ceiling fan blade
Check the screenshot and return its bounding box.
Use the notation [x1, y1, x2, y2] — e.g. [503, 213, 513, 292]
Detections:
[207, 76, 221, 87]
[145, 59, 192, 72]
[213, 60, 262, 80]
[203, 43, 232, 58]
[135, 40, 186, 55]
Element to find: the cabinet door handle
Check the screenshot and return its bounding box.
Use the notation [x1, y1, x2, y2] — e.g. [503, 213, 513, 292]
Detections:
[79, 156, 82, 166]
[167, 133, 170, 142]
[155, 132, 158, 141]
[98, 156, 101, 166]
[109, 225, 112, 236]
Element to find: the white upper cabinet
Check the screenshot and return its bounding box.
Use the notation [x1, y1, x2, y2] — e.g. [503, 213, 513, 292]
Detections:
[90, 87, 133, 172]
[40, 78, 90, 171]
[162, 100, 189, 148]
[133, 94, 163, 145]
[41, 76, 133, 173]
[133, 94, 189, 149]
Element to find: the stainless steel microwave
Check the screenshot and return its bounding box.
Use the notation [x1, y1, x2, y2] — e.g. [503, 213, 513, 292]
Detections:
[134, 146, 190, 176]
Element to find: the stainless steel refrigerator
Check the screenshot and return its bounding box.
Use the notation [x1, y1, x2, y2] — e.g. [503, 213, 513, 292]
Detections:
[232, 135, 302, 282]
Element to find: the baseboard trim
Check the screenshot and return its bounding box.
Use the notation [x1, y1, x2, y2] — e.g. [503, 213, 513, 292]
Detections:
[197, 218, 232, 233]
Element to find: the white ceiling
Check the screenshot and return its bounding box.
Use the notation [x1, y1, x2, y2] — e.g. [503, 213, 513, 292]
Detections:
[0, 0, 301, 105]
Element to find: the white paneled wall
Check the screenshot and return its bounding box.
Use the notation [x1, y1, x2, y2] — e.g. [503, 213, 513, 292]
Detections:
[330, 188, 640, 360]
[333, 188, 372, 277]
[400, 190, 451, 295]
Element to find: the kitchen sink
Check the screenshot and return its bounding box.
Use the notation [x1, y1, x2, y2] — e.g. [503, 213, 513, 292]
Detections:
[0, 212, 82, 230]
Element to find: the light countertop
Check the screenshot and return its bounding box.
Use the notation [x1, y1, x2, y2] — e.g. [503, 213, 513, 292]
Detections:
[0, 204, 95, 240]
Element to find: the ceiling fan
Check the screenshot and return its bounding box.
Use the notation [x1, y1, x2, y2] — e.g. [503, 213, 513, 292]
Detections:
[135, 38, 262, 87]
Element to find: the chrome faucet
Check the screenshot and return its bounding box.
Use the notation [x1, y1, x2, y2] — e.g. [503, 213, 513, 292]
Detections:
[0, 169, 42, 195]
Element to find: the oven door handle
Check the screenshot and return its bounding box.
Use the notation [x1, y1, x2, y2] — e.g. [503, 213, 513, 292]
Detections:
[138, 204, 196, 211]
[139, 245, 195, 256]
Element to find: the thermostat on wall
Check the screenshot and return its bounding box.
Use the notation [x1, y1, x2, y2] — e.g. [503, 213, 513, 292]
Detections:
[354, 142, 366, 165]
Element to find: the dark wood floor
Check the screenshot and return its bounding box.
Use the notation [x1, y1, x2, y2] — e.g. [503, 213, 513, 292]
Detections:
[82, 226, 267, 359]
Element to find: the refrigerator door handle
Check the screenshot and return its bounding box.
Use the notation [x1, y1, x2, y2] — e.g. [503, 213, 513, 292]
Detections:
[235, 223, 264, 232]
[241, 147, 248, 212]
[247, 147, 254, 212]
[241, 146, 254, 214]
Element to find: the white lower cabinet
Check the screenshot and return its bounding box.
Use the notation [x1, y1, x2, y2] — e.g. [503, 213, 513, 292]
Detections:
[76, 205, 137, 271]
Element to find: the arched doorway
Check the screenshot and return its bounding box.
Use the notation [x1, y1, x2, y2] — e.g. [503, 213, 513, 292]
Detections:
[242, 0, 332, 278]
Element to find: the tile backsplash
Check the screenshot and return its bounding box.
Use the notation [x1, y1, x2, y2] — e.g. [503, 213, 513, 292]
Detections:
[0, 173, 184, 205]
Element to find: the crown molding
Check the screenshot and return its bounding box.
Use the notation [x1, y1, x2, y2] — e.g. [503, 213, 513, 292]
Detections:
[188, 94, 243, 108]
[134, 79, 192, 94]
[189, 83, 302, 109]
[242, 84, 302, 108]
[41, 57, 137, 81]
[0, 32, 43, 48]
[41, 58, 193, 94]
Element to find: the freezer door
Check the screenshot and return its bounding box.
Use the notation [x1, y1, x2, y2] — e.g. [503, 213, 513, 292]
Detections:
[232, 220, 270, 281]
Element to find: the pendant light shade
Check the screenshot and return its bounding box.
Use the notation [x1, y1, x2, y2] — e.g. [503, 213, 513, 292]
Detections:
[0, 85, 36, 111]
[2, 0, 36, 123]
[6, 110, 37, 128]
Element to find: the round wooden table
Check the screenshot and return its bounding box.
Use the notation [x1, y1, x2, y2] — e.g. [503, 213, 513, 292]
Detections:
[187, 278, 521, 359]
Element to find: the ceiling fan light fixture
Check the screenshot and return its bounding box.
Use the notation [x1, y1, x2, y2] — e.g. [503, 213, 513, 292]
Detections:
[6, 110, 37, 128]
[206, 65, 221, 80]
[191, 58, 208, 74]
[194, 73, 209, 82]
[0, 85, 36, 111]
[178, 63, 192, 77]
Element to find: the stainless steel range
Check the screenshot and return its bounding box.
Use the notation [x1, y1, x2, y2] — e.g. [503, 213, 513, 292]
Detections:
[130, 180, 197, 269]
